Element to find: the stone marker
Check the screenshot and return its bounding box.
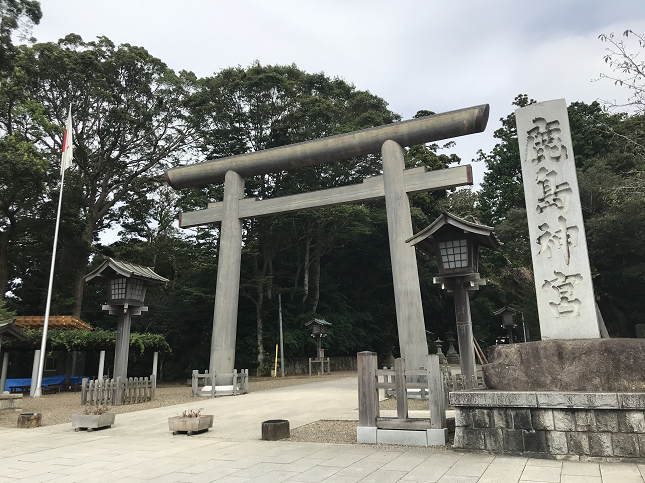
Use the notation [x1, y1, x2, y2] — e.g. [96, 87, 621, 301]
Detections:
[515, 99, 600, 339]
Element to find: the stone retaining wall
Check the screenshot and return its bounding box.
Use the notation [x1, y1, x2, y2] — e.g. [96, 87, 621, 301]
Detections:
[451, 391, 645, 461]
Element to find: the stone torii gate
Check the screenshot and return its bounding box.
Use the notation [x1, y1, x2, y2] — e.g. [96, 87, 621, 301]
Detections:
[165, 104, 489, 382]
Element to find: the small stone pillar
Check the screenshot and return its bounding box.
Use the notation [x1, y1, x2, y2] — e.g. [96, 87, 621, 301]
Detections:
[0, 351, 8, 392]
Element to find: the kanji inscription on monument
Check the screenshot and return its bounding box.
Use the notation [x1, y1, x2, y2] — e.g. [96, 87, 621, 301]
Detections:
[516, 99, 600, 339]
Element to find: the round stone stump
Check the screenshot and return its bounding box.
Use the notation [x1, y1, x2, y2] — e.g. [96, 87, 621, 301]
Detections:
[261, 419, 290, 441]
[17, 413, 41, 428]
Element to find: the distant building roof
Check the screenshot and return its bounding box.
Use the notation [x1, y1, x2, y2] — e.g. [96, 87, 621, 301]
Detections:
[14, 316, 93, 331]
[0, 318, 29, 340]
[85, 256, 169, 284]
[304, 318, 332, 327]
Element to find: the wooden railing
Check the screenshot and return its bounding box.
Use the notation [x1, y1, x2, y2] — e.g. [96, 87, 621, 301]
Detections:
[358, 352, 446, 431]
[81, 375, 156, 406]
[379, 362, 484, 407]
[191, 369, 249, 397]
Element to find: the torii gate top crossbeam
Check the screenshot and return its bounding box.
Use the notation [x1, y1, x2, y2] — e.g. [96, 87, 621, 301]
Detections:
[165, 104, 489, 189]
[178, 165, 472, 228]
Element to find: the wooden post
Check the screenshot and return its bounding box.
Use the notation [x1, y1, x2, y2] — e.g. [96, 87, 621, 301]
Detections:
[357, 351, 379, 427]
[81, 378, 88, 405]
[115, 376, 122, 406]
[394, 358, 408, 420]
[0, 351, 9, 392]
[98, 350, 106, 380]
[278, 293, 285, 377]
[191, 369, 198, 397]
[427, 354, 446, 429]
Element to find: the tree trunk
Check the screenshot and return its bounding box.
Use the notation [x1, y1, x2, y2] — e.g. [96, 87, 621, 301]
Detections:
[256, 277, 264, 376]
[71, 222, 94, 318]
[302, 233, 312, 303]
[311, 250, 321, 314]
[0, 229, 10, 300]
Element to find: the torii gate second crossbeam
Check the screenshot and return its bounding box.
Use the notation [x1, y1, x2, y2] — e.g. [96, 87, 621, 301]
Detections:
[166, 105, 489, 382]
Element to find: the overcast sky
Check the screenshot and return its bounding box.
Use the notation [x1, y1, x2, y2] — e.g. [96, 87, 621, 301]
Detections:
[34, 1, 645, 188]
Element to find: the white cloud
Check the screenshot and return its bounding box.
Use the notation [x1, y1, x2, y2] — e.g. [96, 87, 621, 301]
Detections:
[33, 1, 645, 191]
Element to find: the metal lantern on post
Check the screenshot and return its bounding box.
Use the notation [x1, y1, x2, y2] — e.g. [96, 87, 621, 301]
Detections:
[305, 318, 331, 376]
[84, 257, 169, 381]
[406, 212, 500, 381]
[495, 307, 517, 344]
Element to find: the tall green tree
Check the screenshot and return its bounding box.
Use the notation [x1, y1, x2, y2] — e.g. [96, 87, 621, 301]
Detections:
[0, 134, 46, 299]
[4, 34, 193, 316]
[0, 0, 41, 71]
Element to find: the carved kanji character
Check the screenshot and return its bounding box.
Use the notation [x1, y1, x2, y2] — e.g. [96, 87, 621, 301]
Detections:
[535, 167, 573, 213]
[536, 216, 579, 265]
[541, 271, 583, 317]
[525, 117, 568, 165]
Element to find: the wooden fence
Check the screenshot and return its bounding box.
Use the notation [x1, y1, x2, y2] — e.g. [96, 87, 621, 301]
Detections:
[81, 375, 156, 406]
[191, 369, 249, 397]
[359, 352, 446, 431]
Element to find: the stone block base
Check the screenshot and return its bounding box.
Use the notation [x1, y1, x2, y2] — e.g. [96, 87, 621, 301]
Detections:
[451, 390, 645, 460]
[357, 427, 447, 446]
[0, 394, 22, 412]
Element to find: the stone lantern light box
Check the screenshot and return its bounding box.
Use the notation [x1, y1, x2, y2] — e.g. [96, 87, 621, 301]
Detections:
[408, 211, 499, 278]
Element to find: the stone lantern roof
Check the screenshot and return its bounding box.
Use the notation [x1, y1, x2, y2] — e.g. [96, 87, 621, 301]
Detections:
[85, 256, 169, 284]
[405, 211, 500, 256]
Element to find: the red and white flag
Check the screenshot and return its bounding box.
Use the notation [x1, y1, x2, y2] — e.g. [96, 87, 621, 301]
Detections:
[61, 106, 74, 173]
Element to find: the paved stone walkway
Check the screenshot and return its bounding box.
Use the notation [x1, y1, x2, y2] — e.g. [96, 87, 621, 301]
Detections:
[1, 376, 644, 482]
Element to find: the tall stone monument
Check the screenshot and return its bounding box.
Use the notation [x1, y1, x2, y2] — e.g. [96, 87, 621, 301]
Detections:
[515, 99, 600, 339]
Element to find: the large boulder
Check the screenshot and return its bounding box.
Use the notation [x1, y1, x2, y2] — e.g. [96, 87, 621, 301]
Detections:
[483, 339, 645, 392]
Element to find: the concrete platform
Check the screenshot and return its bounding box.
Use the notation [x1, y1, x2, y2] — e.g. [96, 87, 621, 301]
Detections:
[0, 376, 644, 482]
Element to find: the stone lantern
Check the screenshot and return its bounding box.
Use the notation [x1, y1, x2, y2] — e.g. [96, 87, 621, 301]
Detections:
[85, 257, 168, 380]
[495, 307, 517, 344]
[305, 318, 331, 375]
[407, 211, 499, 381]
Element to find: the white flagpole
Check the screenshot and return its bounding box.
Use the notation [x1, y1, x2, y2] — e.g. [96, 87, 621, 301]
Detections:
[34, 107, 72, 398]
[33, 169, 65, 397]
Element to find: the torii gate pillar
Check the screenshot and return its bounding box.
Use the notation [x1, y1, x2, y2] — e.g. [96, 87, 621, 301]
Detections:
[382, 140, 428, 370]
[210, 170, 244, 383]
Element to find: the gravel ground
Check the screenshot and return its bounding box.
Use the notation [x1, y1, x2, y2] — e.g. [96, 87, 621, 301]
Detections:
[0, 371, 357, 428]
